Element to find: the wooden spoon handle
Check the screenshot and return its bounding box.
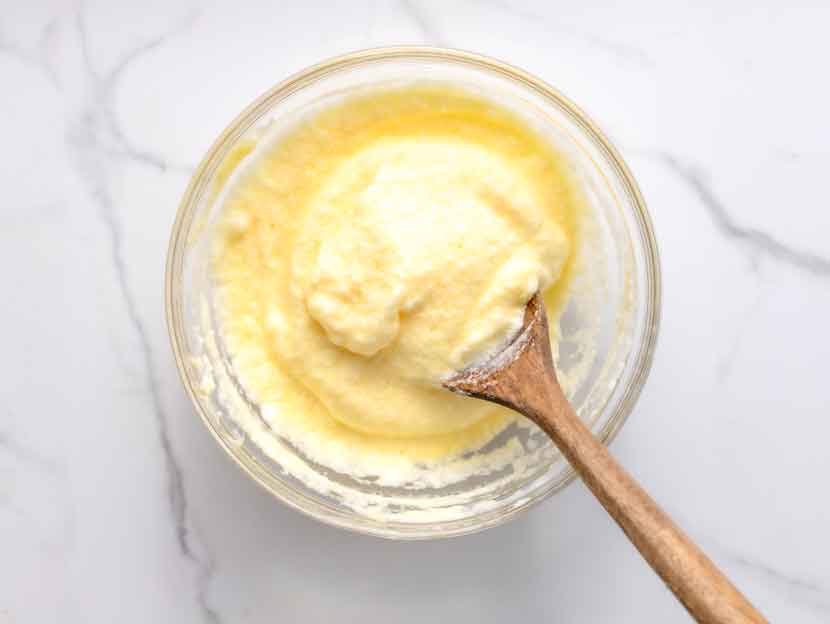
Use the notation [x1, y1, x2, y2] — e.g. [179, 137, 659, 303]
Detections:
[529, 376, 766, 623]
[444, 296, 766, 622]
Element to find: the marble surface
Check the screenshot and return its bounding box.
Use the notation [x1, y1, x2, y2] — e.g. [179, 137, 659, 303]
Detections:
[2, 1, 829, 621]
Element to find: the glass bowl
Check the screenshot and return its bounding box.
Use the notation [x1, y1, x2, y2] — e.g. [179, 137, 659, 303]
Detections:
[165, 47, 660, 539]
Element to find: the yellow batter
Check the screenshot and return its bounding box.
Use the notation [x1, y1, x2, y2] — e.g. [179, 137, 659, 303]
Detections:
[213, 86, 582, 466]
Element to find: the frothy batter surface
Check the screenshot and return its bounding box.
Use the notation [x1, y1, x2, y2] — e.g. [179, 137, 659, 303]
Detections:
[213, 86, 582, 471]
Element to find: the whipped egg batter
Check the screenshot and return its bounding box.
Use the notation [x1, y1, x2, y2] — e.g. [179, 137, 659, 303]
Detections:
[213, 86, 582, 472]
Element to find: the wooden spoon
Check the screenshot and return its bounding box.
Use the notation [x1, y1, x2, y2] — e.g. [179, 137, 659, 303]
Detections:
[444, 294, 766, 624]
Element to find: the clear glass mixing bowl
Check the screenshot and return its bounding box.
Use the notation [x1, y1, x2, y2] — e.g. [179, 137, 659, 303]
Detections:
[165, 47, 660, 539]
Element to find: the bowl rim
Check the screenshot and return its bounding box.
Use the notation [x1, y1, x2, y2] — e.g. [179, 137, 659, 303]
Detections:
[165, 45, 662, 539]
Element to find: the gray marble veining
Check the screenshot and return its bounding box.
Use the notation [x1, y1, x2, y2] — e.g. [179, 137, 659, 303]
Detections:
[653, 152, 830, 277]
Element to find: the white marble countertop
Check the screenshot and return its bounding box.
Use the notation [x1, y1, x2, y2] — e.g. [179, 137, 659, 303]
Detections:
[2, 1, 829, 622]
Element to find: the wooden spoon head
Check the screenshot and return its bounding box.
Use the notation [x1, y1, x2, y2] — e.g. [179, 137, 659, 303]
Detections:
[442, 293, 558, 412]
